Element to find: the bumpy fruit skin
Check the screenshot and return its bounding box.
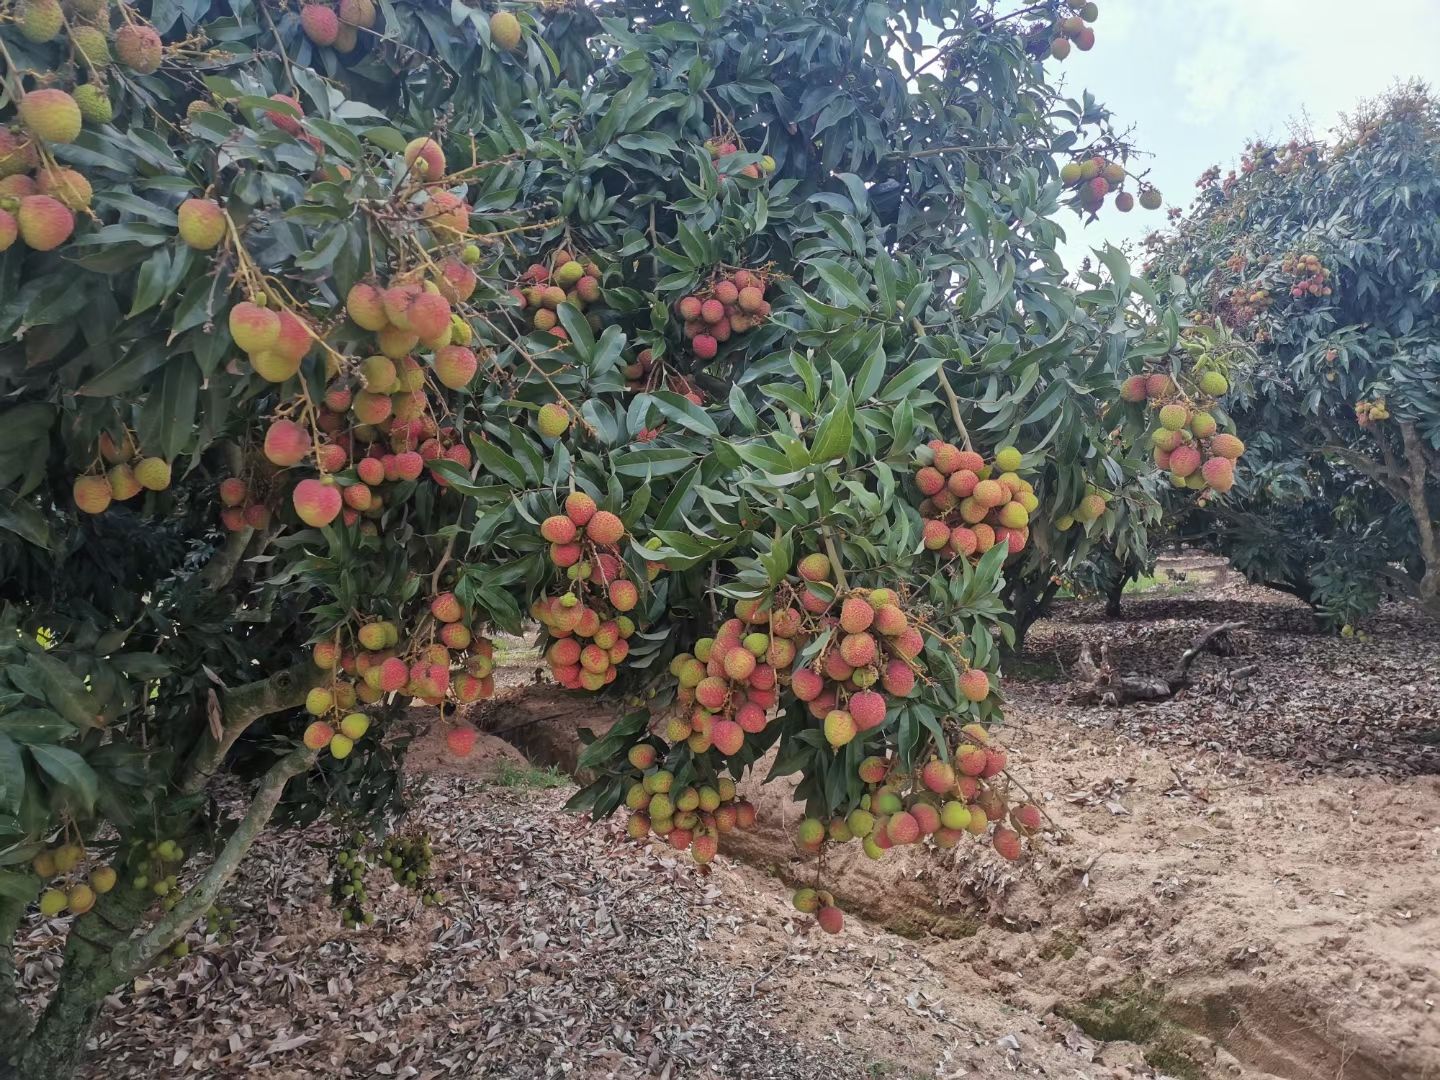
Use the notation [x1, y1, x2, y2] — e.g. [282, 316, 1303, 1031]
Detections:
[1158, 403, 1188, 431]
[1209, 433, 1245, 460]
[958, 668, 989, 702]
[73, 83, 113, 125]
[178, 197, 226, 249]
[1168, 445, 1201, 478]
[431, 592, 463, 622]
[73, 474, 112, 514]
[1201, 456, 1235, 492]
[816, 906, 844, 934]
[38, 889, 67, 917]
[264, 419, 311, 466]
[301, 3, 340, 46]
[586, 510, 624, 545]
[339, 712, 369, 740]
[490, 10, 522, 50]
[37, 167, 92, 211]
[115, 24, 163, 74]
[328, 733, 354, 758]
[992, 826, 1023, 861]
[17, 194, 75, 250]
[89, 866, 117, 894]
[133, 457, 171, 491]
[19, 0, 63, 42]
[1119, 375, 1147, 403]
[293, 477, 342, 526]
[1139, 188, 1162, 210]
[537, 402, 569, 438]
[433, 344, 477, 389]
[70, 25, 110, 65]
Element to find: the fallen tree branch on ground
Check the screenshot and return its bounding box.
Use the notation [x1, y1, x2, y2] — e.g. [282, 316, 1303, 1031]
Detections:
[1071, 621, 1254, 705]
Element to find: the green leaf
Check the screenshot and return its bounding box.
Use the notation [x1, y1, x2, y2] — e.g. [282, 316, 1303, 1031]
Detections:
[808, 257, 869, 309]
[576, 710, 650, 770]
[28, 654, 102, 730]
[29, 744, 98, 813]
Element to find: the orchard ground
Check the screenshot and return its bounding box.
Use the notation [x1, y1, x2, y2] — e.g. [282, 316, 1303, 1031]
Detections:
[14, 563, 1439, 1080]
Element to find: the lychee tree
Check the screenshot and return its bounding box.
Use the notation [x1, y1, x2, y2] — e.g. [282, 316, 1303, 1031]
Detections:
[1145, 84, 1440, 626]
[0, 0, 1180, 1073]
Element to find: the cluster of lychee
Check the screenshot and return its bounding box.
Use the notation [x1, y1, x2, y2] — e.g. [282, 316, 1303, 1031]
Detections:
[1354, 398, 1391, 425]
[676, 268, 772, 361]
[664, 597, 793, 759]
[304, 596, 497, 750]
[31, 840, 116, 918]
[534, 492, 659, 691]
[1059, 155, 1161, 215]
[252, 267, 481, 530]
[791, 726, 1044, 933]
[122, 837, 188, 909]
[1, 1, 168, 243]
[1045, 0, 1098, 59]
[1120, 370, 1245, 496]
[72, 430, 172, 514]
[1280, 252, 1332, 299]
[621, 348, 704, 407]
[298, 0, 378, 53]
[621, 756, 757, 865]
[1054, 486, 1111, 531]
[913, 442, 1038, 562]
[703, 136, 776, 182]
[662, 555, 931, 762]
[509, 248, 605, 343]
[216, 471, 274, 532]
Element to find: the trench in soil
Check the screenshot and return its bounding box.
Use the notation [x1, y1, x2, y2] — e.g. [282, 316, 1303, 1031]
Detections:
[467, 681, 1422, 1080]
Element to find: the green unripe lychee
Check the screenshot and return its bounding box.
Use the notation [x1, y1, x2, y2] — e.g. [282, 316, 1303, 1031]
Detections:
[70, 26, 111, 66]
[1198, 371, 1228, 396]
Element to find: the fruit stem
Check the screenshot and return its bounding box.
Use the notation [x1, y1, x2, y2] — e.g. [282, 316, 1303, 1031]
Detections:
[917, 319, 974, 452]
[258, 2, 301, 98]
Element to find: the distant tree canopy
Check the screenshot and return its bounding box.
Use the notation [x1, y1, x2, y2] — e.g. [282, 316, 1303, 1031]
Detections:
[1147, 84, 1440, 626]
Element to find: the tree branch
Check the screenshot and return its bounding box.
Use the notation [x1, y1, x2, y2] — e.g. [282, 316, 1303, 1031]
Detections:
[178, 660, 319, 796]
[112, 747, 314, 977]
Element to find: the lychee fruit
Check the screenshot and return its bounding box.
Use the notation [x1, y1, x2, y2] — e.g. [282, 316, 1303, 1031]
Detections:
[133, 457, 171, 491]
[264, 419, 312, 467]
[115, 24, 164, 74]
[178, 197, 225, 250]
[20, 89, 83, 144]
[293, 477, 342, 527]
[490, 10, 522, 50]
[586, 509, 624, 544]
[36, 167, 92, 211]
[537, 403, 569, 438]
[263, 93, 304, 134]
[16, 194, 75, 250]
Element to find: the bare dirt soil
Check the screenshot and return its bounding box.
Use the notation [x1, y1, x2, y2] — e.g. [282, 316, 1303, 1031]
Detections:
[15, 577, 1440, 1080]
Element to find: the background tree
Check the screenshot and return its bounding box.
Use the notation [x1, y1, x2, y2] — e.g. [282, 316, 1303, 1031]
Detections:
[1146, 84, 1440, 627]
[0, 0, 1194, 1074]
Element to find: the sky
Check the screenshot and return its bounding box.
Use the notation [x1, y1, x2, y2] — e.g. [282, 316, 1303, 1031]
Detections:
[1050, 0, 1440, 269]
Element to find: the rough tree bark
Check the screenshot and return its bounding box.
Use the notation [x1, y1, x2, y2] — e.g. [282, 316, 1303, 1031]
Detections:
[1398, 421, 1440, 615]
[1071, 621, 1255, 705]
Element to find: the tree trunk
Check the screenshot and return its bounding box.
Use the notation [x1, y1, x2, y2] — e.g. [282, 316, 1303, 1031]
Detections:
[0, 895, 28, 1065]
[7, 887, 150, 1080]
[1104, 573, 1126, 618]
[1005, 576, 1060, 651]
